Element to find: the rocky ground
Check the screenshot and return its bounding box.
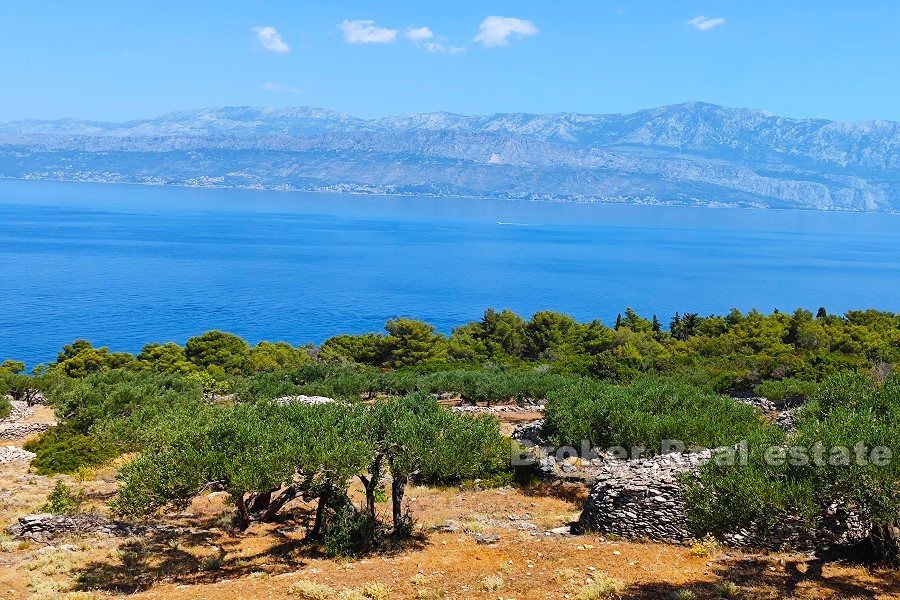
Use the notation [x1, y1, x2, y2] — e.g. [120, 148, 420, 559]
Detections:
[1, 398, 897, 599]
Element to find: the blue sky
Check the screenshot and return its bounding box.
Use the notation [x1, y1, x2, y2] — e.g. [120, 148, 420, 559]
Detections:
[1, 1, 898, 122]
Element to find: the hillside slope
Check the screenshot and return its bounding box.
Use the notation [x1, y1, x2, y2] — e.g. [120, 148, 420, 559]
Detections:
[2, 102, 898, 211]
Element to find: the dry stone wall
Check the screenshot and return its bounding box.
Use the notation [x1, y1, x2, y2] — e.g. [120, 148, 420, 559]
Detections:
[573, 450, 712, 543]
[9, 513, 145, 542]
[0, 398, 55, 441]
[572, 450, 870, 551]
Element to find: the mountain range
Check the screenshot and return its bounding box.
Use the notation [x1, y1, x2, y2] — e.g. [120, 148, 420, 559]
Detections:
[1, 101, 898, 211]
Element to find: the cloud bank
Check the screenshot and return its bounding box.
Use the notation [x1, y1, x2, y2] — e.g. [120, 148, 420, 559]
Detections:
[252, 26, 290, 53]
[340, 20, 398, 44]
[405, 26, 434, 42]
[473, 16, 538, 47]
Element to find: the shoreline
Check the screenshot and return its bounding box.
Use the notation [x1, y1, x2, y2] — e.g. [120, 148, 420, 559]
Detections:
[1, 174, 895, 215]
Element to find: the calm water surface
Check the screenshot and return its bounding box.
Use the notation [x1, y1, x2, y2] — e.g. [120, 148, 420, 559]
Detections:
[2, 180, 900, 365]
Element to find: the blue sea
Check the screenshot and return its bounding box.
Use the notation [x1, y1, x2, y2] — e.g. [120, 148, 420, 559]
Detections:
[2, 180, 900, 366]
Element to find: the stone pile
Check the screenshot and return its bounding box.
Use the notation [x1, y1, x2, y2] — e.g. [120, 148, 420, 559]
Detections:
[734, 396, 796, 431]
[451, 404, 545, 414]
[3, 392, 47, 408]
[718, 503, 869, 552]
[573, 450, 713, 543]
[511, 419, 547, 446]
[0, 445, 36, 464]
[9, 513, 145, 542]
[573, 449, 870, 551]
[0, 422, 53, 440]
[272, 395, 335, 406]
[2, 399, 31, 421]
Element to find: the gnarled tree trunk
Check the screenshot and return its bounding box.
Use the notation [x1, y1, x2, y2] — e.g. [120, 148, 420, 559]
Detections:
[391, 475, 408, 528]
[359, 454, 385, 520]
[311, 487, 330, 539]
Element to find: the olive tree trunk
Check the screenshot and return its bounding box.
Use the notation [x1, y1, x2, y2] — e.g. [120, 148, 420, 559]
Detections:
[391, 475, 408, 528]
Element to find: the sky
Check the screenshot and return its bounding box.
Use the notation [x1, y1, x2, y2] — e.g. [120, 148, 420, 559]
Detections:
[1, 1, 898, 123]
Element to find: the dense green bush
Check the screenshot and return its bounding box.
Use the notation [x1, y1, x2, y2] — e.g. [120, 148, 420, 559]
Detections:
[24, 370, 205, 474]
[42, 481, 86, 515]
[24, 425, 120, 474]
[46, 370, 202, 437]
[320, 499, 385, 557]
[684, 372, 900, 559]
[544, 376, 775, 453]
[0, 395, 10, 420]
[754, 378, 818, 404]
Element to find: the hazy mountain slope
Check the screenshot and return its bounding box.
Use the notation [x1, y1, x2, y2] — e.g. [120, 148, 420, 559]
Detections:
[1, 102, 898, 211]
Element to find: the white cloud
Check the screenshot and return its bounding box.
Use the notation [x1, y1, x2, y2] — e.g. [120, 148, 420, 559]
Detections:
[404, 26, 465, 55]
[252, 26, 290, 53]
[424, 42, 466, 55]
[686, 16, 726, 31]
[473, 16, 538, 47]
[263, 82, 301, 94]
[405, 26, 434, 42]
[340, 20, 398, 44]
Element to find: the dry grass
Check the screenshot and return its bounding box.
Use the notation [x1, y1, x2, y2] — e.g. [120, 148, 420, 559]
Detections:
[287, 580, 393, 600]
[578, 573, 627, 599]
[481, 574, 504, 591]
[288, 579, 337, 599]
[689, 535, 721, 558]
[715, 580, 742, 598]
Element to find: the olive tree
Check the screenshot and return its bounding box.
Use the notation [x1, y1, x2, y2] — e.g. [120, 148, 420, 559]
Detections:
[363, 394, 505, 529]
[115, 403, 304, 527]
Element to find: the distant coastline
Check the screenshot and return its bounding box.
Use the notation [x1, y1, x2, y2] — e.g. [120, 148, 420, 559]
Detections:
[2, 101, 897, 213]
[1, 175, 894, 215]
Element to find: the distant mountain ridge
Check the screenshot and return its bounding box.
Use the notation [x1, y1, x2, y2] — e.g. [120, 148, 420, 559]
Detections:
[1, 101, 899, 211]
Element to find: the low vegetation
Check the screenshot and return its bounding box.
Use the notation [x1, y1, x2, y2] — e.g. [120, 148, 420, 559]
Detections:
[42, 481, 86, 515]
[113, 394, 504, 551]
[543, 376, 773, 452]
[685, 372, 900, 559]
[0, 394, 10, 420]
[4, 306, 899, 561]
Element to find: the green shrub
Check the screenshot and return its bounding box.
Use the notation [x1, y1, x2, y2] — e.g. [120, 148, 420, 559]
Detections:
[544, 376, 774, 453]
[321, 499, 384, 557]
[25, 426, 119, 475]
[23, 370, 207, 475]
[42, 480, 86, 515]
[754, 378, 818, 404]
[684, 372, 900, 560]
[46, 370, 202, 441]
[0, 395, 10, 420]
